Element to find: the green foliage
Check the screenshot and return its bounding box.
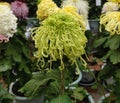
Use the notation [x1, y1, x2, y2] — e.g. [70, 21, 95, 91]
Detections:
[20, 66, 87, 102]
[93, 26, 120, 102]
[104, 35, 120, 50]
[0, 29, 32, 73]
[94, 33, 120, 64]
[98, 63, 115, 80]
[109, 50, 120, 64]
[0, 83, 13, 103]
[70, 87, 87, 101]
[20, 69, 72, 99]
[0, 20, 37, 87]
[19, 71, 59, 99]
[0, 60, 12, 72]
[50, 94, 72, 103]
[94, 37, 107, 48]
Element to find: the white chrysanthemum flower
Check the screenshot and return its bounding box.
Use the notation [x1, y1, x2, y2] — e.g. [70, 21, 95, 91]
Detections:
[61, 0, 89, 19]
[0, 5, 17, 38]
[102, 2, 119, 13]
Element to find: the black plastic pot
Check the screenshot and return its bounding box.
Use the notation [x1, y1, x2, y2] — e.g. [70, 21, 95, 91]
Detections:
[79, 69, 97, 87]
[102, 77, 115, 92]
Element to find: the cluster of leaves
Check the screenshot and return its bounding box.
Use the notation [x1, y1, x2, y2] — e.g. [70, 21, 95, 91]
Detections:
[94, 31, 120, 64]
[0, 20, 36, 85]
[20, 67, 87, 103]
[94, 27, 120, 102]
[0, 83, 13, 103]
[98, 63, 120, 102]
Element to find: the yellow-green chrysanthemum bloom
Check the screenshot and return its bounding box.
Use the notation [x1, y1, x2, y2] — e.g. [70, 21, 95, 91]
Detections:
[102, 2, 119, 13]
[100, 12, 120, 35]
[32, 11, 87, 71]
[107, 0, 120, 3]
[36, 0, 59, 20]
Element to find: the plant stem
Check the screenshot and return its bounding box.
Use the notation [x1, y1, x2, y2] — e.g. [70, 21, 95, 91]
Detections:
[60, 69, 65, 95]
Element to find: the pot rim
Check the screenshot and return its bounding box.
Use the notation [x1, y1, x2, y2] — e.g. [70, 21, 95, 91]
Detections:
[9, 81, 28, 100]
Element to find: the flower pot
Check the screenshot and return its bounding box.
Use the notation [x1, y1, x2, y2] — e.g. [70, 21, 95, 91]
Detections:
[9, 81, 44, 103]
[65, 71, 95, 103]
[79, 69, 97, 87]
[102, 77, 115, 92]
[88, 19, 99, 34]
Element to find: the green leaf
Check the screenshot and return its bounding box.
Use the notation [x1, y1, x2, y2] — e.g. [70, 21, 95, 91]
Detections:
[19, 72, 54, 99]
[5, 43, 21, 62]
[110, 50, 120, 64]
[0, 83, 13, 100]
[0, 65, 11, 72]
[115, 69, 120, 79]
[93, 37, 107, 48]
[0, 60, 12, 72]
[71, 87, 87, 101]
[22, 45, 31, 59]
[101, 50, 112, 60]
[19, 61, 31, 74]
[48, 81, 60, 95]
[50, 94, 72, 103]
[104, 35, 120, 50]
[98, 63, 114, 79]
[20, 77, 52, 98]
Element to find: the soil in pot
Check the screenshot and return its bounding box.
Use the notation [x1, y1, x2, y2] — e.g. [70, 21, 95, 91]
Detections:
[12, 81, 25, 97]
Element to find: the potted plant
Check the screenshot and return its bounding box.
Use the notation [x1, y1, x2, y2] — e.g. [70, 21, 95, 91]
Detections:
[0, 1, 41, 103]
[19, 0, 95, 102]
[20, 66, 95, 103]
[76, 30, 104, 87]
[0, 2, 18, 103]
[78, 55, 104, 87]
[0, 18, 38, 103]
[93, 1, 120, 101]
